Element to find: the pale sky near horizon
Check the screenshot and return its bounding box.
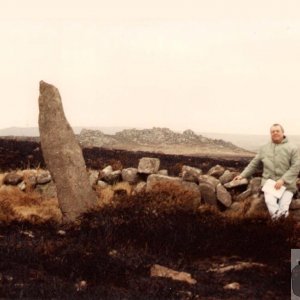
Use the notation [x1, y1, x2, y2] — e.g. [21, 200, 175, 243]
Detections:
[1, 0, 300, 135]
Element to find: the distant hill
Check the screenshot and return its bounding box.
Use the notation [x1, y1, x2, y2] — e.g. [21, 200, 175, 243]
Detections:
[0, 126, 254, 157]
[6, 126, 300, 154]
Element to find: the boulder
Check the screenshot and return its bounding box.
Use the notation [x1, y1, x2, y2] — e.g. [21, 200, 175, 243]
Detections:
[157, 169, 168, 176]
[181, 165, 202, 183]
[97, 180, 109, 189]
[199, 182, 217, 207]
[121, 168, 139, 183]
[219, 170, 237, 185]
[198, 175, 220, 187]
[103, 170, 122, 185]
[133, 181, 147, 194]
[235, 189, 252, 202]
[38, 81, 97, 222]
[3, 172, 23, 185]
[207, 164, 225, 178]
[138, 157, 160, 174]
[249, 177, 262, 194]
[224, 178, 248, 189]
[36, 170, 52, 184]
[216, 183, 232, 207]
[98, 166, 113, 180]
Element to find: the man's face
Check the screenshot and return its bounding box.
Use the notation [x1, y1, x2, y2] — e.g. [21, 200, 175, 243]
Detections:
[270, 126, 284, 144]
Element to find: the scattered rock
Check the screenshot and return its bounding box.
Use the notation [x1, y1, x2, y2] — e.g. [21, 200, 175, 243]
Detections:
[223, 282, 240, 290]
[209, 261, 266, 273]
[18, 181, 26, 191]
[150, 264, 197, 285]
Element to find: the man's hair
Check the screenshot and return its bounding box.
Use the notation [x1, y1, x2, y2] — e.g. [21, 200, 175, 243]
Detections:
[270, 123, 284, 133]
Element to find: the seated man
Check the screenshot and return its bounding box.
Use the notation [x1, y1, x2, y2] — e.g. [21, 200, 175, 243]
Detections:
[234, 124, 300, 219]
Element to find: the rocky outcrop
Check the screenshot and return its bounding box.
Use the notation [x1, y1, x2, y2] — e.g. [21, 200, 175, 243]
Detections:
[38, 81, 97, 222]
[78, 129, 118, 147]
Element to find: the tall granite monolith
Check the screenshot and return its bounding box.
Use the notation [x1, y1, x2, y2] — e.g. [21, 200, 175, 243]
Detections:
[38, 81, 97, 222]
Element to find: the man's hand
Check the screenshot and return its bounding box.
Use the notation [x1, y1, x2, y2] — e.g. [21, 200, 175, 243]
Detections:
[233, 175, 243, 181]
[274, 179, 284, 190]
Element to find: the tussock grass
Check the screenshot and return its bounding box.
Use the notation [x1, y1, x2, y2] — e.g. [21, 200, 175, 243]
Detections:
[0, 186, 61, 223]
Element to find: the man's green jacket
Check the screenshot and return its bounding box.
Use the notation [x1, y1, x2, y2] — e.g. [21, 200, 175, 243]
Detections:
[240, 137, 300, 193]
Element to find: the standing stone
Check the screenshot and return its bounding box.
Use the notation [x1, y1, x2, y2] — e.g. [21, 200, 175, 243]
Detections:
[38, 81, 97, 222]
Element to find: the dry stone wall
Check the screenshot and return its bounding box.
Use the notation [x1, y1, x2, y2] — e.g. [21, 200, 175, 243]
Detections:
[2, 156, 300, 220]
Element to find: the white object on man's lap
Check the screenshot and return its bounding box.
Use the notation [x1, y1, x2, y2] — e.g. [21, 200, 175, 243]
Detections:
[262, 178, 286, 198]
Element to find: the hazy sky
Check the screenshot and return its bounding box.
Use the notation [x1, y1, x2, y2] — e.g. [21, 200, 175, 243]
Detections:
[1, 0, 300, 135]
